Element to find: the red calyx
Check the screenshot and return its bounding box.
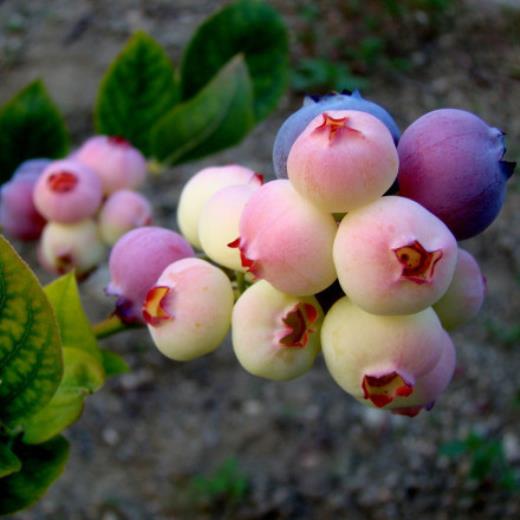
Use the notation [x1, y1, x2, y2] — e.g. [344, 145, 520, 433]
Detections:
[142, 286, 173, 326]
[108, 136, 131, 147]
[393, 240, 443, 285]
[314, 113, 362, 142]
[279, 303, 318, 348]
[48, 171, 78, 193]
[362, 371, 414, 408]
[227, 237, 259, 275]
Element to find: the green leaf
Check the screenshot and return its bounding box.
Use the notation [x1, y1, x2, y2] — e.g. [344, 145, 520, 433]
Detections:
[0, 80, 69, 182]
[22, 348, 104, 445]
[101, 349, 129, 377]
[151, 55, 255, 164]
[95, 31, 180, 155]
[0, 443, 21, 478]
[44, 272, 102, 364]
[180, 0, 289, 121]
[0, 236, 63, 427]
[0, 435, 69, 515]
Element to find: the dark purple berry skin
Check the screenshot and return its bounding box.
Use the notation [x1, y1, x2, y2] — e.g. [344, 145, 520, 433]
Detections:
[397, 109, 515, 240]
[273, 90, 400, 178]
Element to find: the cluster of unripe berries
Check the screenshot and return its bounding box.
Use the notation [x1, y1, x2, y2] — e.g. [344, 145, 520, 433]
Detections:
[0, 136, 152, 277]
[105, 91, 514, 418]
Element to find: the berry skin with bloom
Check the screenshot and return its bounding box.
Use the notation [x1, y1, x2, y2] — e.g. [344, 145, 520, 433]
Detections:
[98, 190, 153, 246]
[107, 226, 195, 324]
[38, 219, 105, 277]
[321, 297, 454, 414]
[397, 108, 516, 240]
[287, 110, 399, 213]
[143, 258, 234, 361]
[198, 183, 260, 271]
[232, 280, 323, 381]
[433, 248, 486, 330]
[232, 179, 338, 296]
[0, 168, 46, 240]
[33, 159, 103, 223]
[273, 90, 400, 179]
[333, 196, 458, 315]
[177, 164, 262, 248]
[74, 135, 147, 195]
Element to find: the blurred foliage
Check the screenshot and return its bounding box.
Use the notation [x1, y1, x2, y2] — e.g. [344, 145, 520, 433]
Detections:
[441, 432, 519, 492]
[290, 0, 458, 93]
[485, 319, 520, 349]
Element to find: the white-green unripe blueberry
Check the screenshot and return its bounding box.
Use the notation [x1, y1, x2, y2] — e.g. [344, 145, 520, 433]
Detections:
[38, 219, 105, 277]
[232, 280, 323, 381]
[177, 165, 262, 248]
[321, 297, 452, 412]
[143, 258, 234, 361]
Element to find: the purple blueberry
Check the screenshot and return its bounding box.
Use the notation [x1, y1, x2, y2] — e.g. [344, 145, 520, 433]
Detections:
[273, 90, 400, 178]
[106, 226, 195, 324]
[0, 167, 47, 241]
[13, 158, 52, 178]
[397, 108, 516, 240]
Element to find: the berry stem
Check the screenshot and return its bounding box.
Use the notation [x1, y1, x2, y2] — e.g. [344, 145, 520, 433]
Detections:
[92, 315, 141, 339]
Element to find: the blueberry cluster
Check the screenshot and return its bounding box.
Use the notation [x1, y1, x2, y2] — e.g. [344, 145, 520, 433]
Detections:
[109, 92, 512, 418]
[0, 136, 152, 277]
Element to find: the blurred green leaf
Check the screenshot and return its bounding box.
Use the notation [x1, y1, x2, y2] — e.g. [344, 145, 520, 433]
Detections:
[0, 236, 63, 427]
[95, 31, 180, 155]
[151, 55, 255, 164]
[180, 0, 289, 121]
[0, 435, 69, 515]
[44, 272, 102, 364]
[0, 443, 21, 478]
[0, 80, 69, 182]
[22, 348, 104, 445]
[101, 349, 129, 377]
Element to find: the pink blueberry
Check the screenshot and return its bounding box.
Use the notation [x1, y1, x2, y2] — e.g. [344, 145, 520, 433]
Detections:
[232, 280, 323, 380]
[0, 170, 46, 240]
[98, 190, 153, 246]
[177, 164, 263, 248]
[143, 258, 234, 361]
[287, 110, 399, 212]
[198, 183, 260, 271]
[33, 159, 103, 223]
[321, 297, 454, 413]
[107, 226, 195, 323]
[75, 135, 147, 195]
[433, 248, 486, 330]
[38, 219, 105, 278]
[231, 179, 338, 296]
[333, 196, 458, 315]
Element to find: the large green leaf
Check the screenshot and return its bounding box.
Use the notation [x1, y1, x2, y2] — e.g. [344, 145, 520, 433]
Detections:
[0, 443, 21, 478]
[0, 236, 62, 427]
[151, 55, 255, 164]
[180, 0, 289, 121]
[44, 272, 102, 364]
[22, 348, 104, 445]
[95, 31, 180, 155]
[0, 435, 69, 515]
[0, 80, 69, 182]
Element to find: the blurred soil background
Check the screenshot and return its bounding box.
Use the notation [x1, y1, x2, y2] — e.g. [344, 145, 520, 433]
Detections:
[1, 0, 520, 518]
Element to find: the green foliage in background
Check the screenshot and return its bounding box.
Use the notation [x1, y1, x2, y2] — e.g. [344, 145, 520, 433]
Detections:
[0, 0, 289, 179]
[0, 80, 69, 183]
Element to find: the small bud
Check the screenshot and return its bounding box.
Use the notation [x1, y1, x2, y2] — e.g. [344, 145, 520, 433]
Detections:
[144, 258, 234, 361]
[0, 169, 46, 240]
[98, 190, 153, 246]
[38, 219, 105, 277]
[33, 159, 103, 223]
[74, 135, 147, 195]
[434, 248, 486, 330]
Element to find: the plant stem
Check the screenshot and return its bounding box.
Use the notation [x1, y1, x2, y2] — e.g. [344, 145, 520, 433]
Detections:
[92, 315, 141, 339]
[236, 271, 246, 295]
